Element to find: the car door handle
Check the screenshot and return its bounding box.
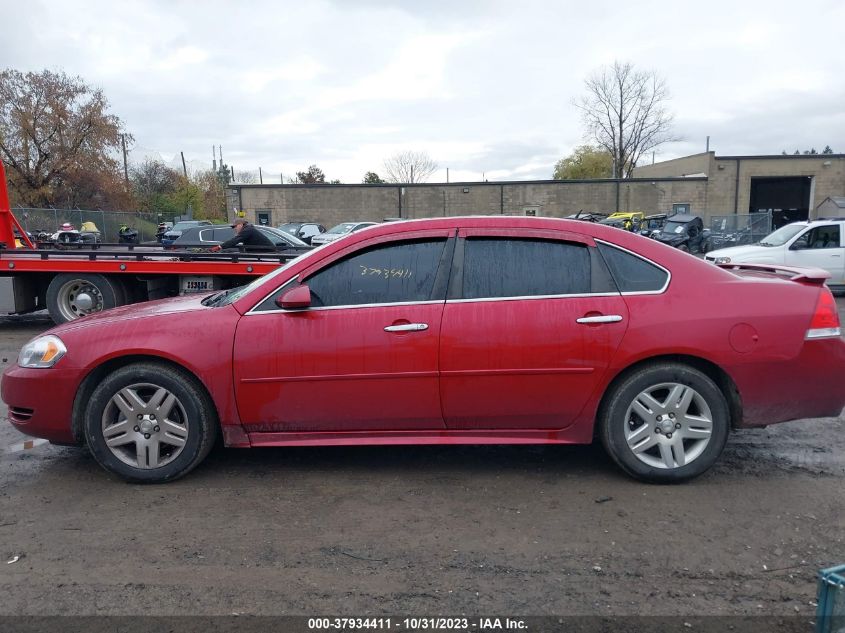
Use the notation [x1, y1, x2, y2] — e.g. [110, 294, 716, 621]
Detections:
[384, 323, 429, 332]
[576, 315, 623, 324]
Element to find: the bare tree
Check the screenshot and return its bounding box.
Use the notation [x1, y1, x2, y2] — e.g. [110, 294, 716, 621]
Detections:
[237, 170, 258, 184]
[383, 150, 438, 183]
[575, 61, 676, 178]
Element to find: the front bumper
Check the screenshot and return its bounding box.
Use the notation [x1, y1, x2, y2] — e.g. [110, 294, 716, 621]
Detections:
[1, 364, 81, 444]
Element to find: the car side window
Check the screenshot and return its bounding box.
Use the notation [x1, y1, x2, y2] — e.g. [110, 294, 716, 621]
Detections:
[213, 228, 233, 241]
[597, 243, 668, 293]
[461, 238, 591, 299]
[305, 239, 447, 307]
[198, 229, 213, 242]
[801, 225, 841, 249]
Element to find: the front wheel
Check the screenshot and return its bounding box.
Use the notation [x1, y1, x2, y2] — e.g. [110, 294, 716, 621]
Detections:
[599, 363, 730, 483]
[84, 363, 218, 483]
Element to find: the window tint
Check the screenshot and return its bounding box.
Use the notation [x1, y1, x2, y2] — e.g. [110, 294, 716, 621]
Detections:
[213, 228, 234, 241]
[797, 225, 841, 249]
[462, 238, 591, 299]
[597, 243, 668, 292]
[306, 239, 447, 307]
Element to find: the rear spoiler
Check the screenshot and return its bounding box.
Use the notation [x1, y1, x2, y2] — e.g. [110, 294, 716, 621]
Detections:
[717, 262, 831, 285]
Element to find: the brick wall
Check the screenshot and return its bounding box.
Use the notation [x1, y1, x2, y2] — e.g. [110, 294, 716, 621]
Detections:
[227, 178, 710, 226]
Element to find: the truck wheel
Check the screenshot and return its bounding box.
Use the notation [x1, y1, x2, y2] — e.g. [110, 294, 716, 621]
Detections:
[46, 273, 127, 323]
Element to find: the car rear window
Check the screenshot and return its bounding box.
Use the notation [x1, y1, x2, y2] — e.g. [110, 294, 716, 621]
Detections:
[462, 238, 591, 299]
[597, 243, 668, 293]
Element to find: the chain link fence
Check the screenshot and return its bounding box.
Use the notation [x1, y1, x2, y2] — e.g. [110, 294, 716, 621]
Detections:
[707, 211, 773, 250]
[12, 208, 180, 243]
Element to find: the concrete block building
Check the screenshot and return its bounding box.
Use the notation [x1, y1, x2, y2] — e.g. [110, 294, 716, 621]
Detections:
[225, 152, 845, 229]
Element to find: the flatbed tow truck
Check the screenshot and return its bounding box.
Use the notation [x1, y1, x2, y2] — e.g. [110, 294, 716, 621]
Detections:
[0, 161, 296, 324]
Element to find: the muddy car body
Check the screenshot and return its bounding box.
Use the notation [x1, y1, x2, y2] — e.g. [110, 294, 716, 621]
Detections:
[4, 217, 844, 484]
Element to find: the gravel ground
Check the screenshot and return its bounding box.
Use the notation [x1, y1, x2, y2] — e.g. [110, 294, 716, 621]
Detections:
[0, 304, 843, 619]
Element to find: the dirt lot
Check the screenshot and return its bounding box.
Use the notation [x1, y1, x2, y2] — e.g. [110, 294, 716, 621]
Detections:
[0, 303, 844, 619]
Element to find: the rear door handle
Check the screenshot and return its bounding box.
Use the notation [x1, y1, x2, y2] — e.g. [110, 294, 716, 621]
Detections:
[384, 323, 429, 332]
[576, 315, 623, 324]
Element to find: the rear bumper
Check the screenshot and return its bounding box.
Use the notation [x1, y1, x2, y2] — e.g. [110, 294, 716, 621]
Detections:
[732, 337, 845, 427]
[1, 365, 80, 444]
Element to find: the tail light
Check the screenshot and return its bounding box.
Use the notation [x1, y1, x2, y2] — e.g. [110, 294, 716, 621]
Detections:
[806, 289, 841, 339]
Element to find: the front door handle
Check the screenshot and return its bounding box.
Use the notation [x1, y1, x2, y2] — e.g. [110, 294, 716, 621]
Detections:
[384, 323, 429, 332]
[576, 315, 623, 324]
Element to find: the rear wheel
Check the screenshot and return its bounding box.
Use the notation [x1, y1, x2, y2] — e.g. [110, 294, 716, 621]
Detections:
[84, 363, 217, 483]
[599, 363, 730, 483]
[46, 273, 126, 323]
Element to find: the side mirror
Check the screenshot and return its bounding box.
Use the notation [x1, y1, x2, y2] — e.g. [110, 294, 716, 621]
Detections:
[790, 241, 807, 251]
[276, 284, 311, 310]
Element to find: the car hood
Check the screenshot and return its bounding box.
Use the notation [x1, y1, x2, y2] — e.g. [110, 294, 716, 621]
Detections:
[48, 293, 218, 337]
[706, 244, 772, 260]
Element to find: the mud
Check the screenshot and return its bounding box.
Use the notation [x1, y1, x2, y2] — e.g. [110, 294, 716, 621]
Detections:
[0, 306, 843, 617]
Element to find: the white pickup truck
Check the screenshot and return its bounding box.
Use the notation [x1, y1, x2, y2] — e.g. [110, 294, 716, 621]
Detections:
[705, 219, 845, 292]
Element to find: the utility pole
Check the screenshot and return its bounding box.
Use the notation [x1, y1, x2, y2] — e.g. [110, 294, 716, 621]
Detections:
[446, 168, 449, 183]
[180, 152, 188, 178]
[259, 167, 263, 184]
[410, 165, 414, 184]
[212, 145, 217, 172]
[121, 134, 129, 184]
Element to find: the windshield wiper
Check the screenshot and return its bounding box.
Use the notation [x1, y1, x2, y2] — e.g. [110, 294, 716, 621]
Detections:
[202, 289, 232, 307]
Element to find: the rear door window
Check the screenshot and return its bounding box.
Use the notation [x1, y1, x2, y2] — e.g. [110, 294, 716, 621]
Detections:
[461, 238, 591, 299]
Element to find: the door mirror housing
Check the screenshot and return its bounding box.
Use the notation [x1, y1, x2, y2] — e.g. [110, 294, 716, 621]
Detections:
[276, 284, 312, 309]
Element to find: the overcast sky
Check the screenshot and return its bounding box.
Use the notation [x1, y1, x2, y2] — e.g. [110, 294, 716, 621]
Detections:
[3, 0, 844, 183]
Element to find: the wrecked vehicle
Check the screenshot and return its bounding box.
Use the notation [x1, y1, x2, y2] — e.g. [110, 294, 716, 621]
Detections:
[654, 214, 709, 253]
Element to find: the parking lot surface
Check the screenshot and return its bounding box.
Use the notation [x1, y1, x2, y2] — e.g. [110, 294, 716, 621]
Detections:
[1, 302, 844, 616]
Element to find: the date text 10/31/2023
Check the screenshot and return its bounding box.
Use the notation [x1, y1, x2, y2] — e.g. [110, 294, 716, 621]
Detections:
[307, 618, 528, 630]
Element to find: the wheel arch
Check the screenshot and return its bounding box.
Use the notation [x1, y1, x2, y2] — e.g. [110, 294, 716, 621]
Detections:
[596, 354, 743, 432]
[71, 354, 220, 443]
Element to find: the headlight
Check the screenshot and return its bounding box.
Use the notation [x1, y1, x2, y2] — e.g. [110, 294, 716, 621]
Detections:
[18, 335, 67, 368]
[714, 257, 731, 264]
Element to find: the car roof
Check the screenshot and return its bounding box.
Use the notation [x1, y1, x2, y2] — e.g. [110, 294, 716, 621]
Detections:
[666, 214, 698, 222]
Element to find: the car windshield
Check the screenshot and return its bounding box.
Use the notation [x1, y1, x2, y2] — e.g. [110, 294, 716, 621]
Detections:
[326, 222, 358, 235]
[278, 224, 300, 235]
[260, 226, 308, 247]
[662, 221, 687, 234]
[171, 222, 200, 232]
[758, 224, 807, 247]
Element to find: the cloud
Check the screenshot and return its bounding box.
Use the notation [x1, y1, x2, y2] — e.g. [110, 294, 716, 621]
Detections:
[3, 0, 843, 184]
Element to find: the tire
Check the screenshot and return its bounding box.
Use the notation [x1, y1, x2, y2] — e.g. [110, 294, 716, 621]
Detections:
[83, 362, 218, 483]
[678, 243, 690, 253]
[599, 363, 730, 483]
[46, 273, 126, 323]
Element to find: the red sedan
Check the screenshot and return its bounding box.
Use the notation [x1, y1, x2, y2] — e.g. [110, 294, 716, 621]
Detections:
[3, 217, 844, 483]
